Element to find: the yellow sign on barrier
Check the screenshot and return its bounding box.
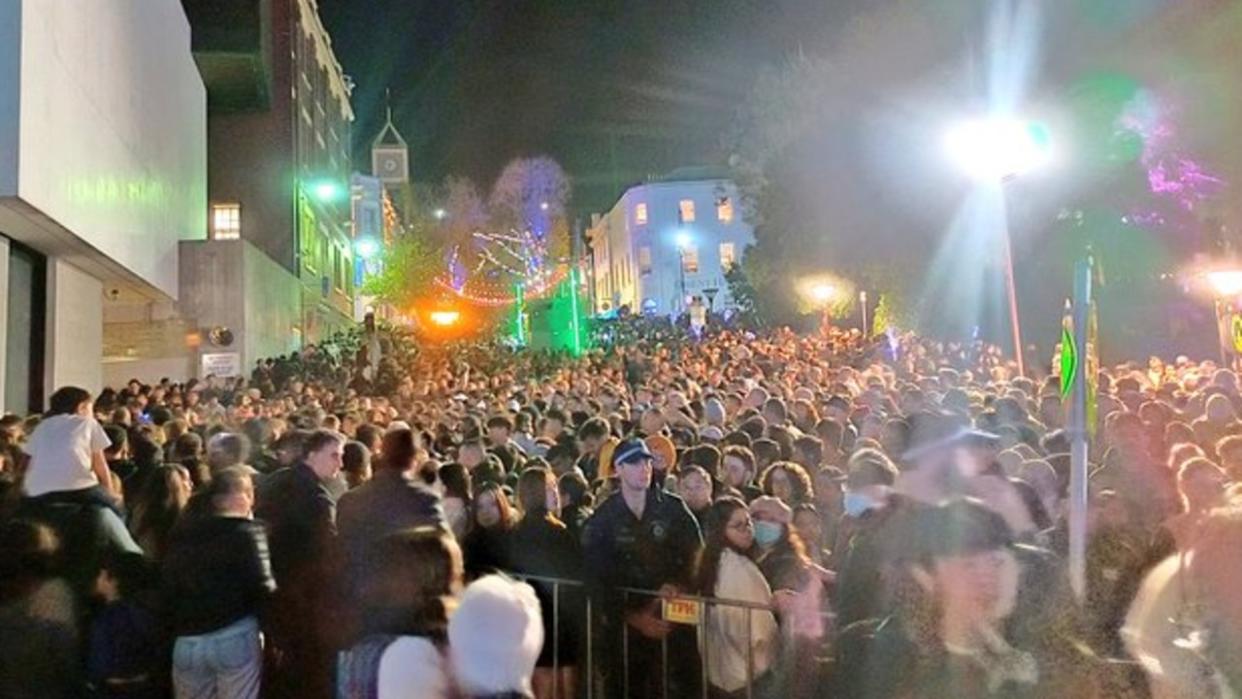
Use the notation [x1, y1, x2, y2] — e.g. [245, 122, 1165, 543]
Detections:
[662, 598, 702, 626]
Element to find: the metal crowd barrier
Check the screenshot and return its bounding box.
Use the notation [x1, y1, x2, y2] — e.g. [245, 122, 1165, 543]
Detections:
[504, 572, 834, 699]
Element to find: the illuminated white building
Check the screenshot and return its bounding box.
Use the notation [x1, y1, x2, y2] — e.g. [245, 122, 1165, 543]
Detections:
[586, 168, 754, 317]
[0, 0, 207, 411]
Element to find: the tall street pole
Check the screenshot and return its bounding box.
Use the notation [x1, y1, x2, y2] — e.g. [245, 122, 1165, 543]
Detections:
[1001, 220, 1025, 377]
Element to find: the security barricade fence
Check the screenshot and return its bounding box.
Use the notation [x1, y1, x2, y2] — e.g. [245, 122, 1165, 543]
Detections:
[492, 572, 836, 699]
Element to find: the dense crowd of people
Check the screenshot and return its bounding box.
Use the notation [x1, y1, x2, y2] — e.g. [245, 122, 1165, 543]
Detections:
[2, 316, 1242, 699]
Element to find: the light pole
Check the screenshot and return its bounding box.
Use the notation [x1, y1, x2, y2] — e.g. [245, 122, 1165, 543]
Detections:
[1206, 270, 1242, 366]
[859, 290, 869, 337]
[945, 117, 1052, 378]
[675, 232, 691, 316]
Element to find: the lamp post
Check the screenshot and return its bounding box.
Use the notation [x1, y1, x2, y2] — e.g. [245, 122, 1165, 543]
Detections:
[675, 233, 691, 316]
[859, 290, 869, 337]
[1205, 270, 1242, 366]
[945, 117, 1052, 378]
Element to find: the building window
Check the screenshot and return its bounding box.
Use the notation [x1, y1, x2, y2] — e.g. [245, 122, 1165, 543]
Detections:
[211, 203, 241, 240]
[638, 246, 652, 275]
[679, 199, 696, 223]
[635, 203, 648, 225]
[716, 196, 734, 223]
[681, 245, 699, 274]
[720, 242, 737, 271]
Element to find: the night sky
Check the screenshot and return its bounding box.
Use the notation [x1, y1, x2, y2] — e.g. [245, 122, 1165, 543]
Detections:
[317, 0, 871, 212]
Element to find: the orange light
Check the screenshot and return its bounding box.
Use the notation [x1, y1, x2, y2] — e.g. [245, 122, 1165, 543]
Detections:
[429, 310, 461, 326]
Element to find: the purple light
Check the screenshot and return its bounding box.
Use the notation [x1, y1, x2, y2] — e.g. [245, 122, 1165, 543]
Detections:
[1118, 89, 1226, 212]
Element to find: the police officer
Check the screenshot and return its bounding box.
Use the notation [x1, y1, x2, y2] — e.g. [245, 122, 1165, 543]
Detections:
[582, 438, 703, 698]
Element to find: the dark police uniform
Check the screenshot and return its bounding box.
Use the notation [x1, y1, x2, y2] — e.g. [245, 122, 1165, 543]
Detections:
[582, 487, 702, 698]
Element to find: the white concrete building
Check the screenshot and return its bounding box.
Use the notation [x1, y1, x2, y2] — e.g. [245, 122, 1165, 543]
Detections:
[0, 0, 207, 412]
[586, 168, 754, 316]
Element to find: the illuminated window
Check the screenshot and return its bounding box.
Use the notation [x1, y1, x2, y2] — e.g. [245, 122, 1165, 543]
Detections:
[679, 199, 696, 223]
[681, 245, 699, 273]
[638, 246, 652, 274]
[211, 203, 241, 240]
[635, 203, 648, 225]
[720, 242, 736, 270]
[716, 196, 734, 223]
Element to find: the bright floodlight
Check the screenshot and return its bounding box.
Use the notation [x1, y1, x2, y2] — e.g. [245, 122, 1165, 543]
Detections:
[433, 208, 447, 220]
[429, 310, 461, 326]
[811, 284, 834, 304]
[1206, 270, 1242, 297]
[945, 118, 1052, 181]
[311, 180, 342, 202]
[675, 232, 692, 250]
[354, 237, 380, 260]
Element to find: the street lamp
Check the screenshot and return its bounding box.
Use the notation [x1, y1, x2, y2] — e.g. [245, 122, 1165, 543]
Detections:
[859, 290, 869, 337]
[675, 233, 692, 315]
[429, 310, 460, 326]
[433, 208, 447, 221]
[354, 236, 380, 260]
[945, 116, 1052, 378]
[944, 118, 1052, 181]
[811, 283, 834, 333]
[309, 179, 343, 203]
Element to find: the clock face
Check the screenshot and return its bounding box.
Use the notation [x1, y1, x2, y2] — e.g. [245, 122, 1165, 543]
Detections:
[374, 151, 406, 179]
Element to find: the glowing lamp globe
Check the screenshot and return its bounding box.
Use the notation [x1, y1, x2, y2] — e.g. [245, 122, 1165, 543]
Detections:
[429, 310, 461, 326]
[1206, 270, 1242, 297]
[945, 118, 1052, 181]
[310, 180, 342, 202]
[354, 237, 380, 260]
[811, 284, 834, 304]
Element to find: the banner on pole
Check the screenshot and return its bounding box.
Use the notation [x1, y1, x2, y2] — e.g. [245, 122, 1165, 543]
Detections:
[1059, 320, 1077, 401]
[1087, 301, 1099, 438]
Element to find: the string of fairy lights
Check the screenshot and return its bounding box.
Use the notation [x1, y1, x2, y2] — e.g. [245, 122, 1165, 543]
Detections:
[435, 223, 566, 307]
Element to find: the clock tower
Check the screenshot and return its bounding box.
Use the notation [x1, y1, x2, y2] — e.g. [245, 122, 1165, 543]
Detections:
[371, 95, 408, 188]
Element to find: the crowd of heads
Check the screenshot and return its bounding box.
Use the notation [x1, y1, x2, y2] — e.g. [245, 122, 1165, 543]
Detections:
[2, 317, 1242, 697]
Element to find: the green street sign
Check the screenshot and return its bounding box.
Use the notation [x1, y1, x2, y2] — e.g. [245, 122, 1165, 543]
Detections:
[1060, 324, 1077, 400]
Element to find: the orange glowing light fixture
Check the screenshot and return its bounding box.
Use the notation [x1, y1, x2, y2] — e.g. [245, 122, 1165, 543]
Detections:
[429, 310, 461, 326]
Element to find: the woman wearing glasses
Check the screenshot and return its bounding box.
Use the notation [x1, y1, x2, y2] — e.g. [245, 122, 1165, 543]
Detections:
[696, 497, 781, 699]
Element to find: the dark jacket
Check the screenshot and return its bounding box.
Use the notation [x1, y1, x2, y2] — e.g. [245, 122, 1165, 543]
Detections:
[560, 503, 592, 545]
[509, 511, 584, 666]
[162, 516, 275, 637]
[834, 494, 926, 628]
[463, 525, 512, 578]
[337, 469, 444, 585]
[835, 611, 1098, 699]
[87, 600, 162, 698]
[581, 488, 702, 615]
[337, 469, 443, 546]
[255, 463, 337, 586]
